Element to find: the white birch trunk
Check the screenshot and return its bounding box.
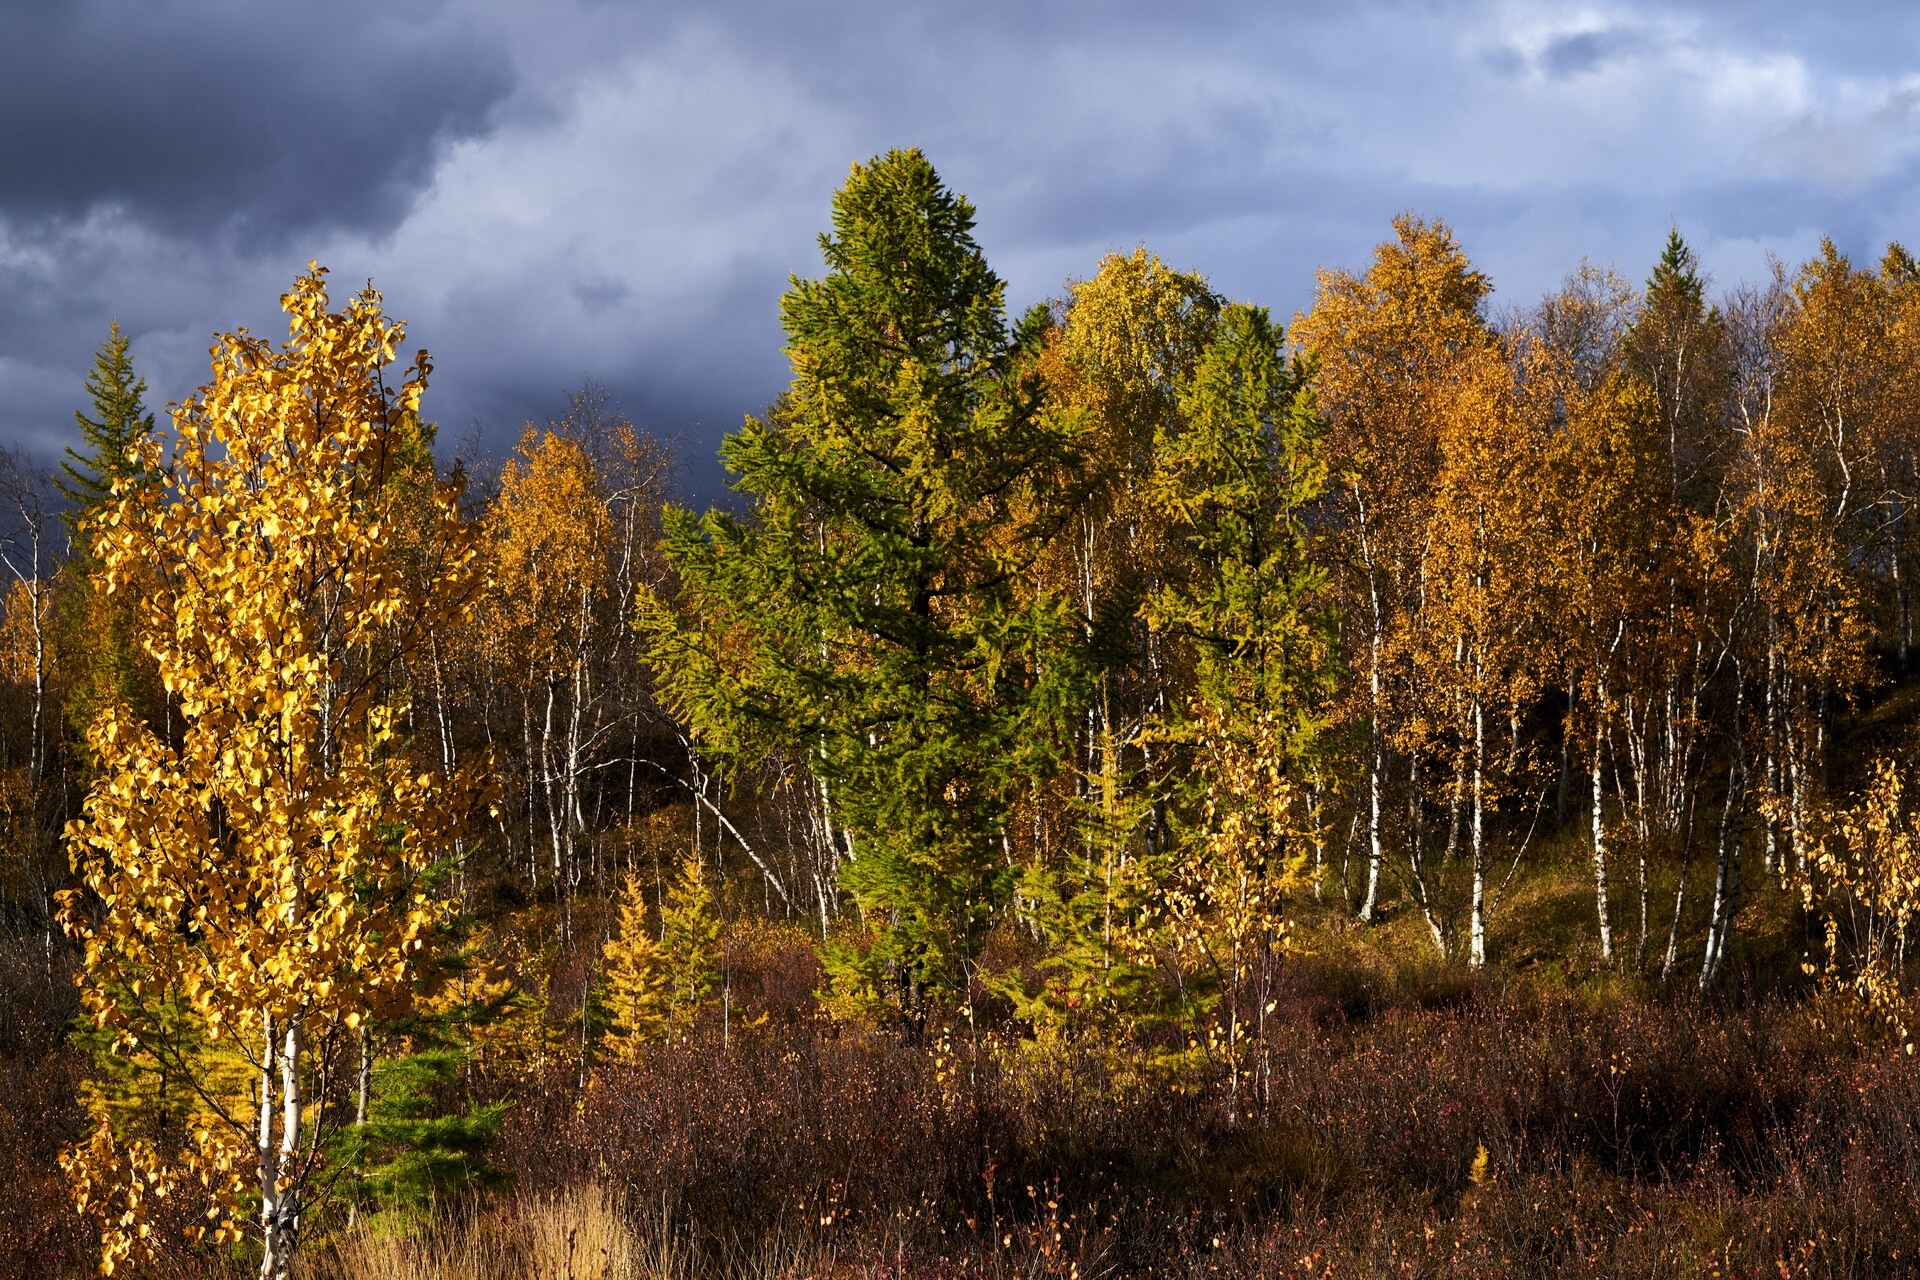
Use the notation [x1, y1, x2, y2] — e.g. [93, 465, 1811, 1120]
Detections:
[258, 1014, 305, 1280]
[1591, 672, 1613, 963]
[1469, 690, 1487, 969]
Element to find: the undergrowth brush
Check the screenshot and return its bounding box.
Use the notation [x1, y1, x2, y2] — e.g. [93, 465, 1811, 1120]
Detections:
[17, 924, 1920, 1277]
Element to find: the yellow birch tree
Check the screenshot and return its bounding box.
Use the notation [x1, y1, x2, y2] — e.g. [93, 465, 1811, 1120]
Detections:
[484, 426, 613, 927]
[59, 266, 487, 1279]
[1292, 215, 1495, 936]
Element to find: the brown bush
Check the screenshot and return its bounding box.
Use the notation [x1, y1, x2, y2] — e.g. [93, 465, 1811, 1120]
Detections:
[477, 969, 1920, 1277]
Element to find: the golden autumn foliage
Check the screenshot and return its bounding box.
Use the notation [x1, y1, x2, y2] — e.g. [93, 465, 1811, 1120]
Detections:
[1291, 214, 1497, 933]
[474, 398, 668, 921]
[1796, 758, 1920, 1047]
[1032, 246, 1217, 773]
[488, 426, 614, 688]
[602, 872, 671, 1059]
[0, 575, 50, 687]
[58, 265, 489, 1276]
[1141, 709, 1313, 996]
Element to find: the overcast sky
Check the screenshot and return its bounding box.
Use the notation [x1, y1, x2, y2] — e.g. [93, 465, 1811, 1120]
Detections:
[3, 1, 1917, 500]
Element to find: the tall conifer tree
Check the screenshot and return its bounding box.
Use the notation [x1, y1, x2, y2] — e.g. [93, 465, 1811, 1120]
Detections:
[639, 150, 1085, 1023]
[59, 322, 161, 748]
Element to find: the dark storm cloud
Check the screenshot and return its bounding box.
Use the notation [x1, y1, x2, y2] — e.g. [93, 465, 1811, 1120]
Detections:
[0, 2, 514, 244]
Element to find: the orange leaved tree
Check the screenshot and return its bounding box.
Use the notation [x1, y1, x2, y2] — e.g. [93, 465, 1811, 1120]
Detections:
[59, 266, 486, 1278]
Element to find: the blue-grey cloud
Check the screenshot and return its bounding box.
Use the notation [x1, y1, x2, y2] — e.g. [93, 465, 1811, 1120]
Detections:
[3, 0, 1920, 503]
[1539, 27, 1654, 79]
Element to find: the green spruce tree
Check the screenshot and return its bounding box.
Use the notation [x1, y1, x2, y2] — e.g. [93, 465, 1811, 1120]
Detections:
[58, 321, 155, 532]
[639, 149, 1086, 1025]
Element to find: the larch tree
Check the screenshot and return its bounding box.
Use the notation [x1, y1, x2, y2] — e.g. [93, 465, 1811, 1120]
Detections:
[1138, 302, 1337, 1111]
[601, 871, 672, 1060]
[638, 149, 1086, 1025]
[993, 248, 1222, 1039]
[600, 854, 720, 1061]
[1625, 229, 1732, 510]
[58, 267, 487, 1279]
[1144, 304, 1335, 761]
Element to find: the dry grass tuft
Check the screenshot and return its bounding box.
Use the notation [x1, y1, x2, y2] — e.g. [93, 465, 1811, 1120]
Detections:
[522, 1183, 651, 1280]
[319, 1201, 516, 1280]
[316, 1183, 704, 1280]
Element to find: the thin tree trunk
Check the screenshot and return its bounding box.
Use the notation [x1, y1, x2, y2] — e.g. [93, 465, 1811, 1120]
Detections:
[1353, 484, 1387, 921]
[1763, 635, 1780, 875]
[256, 1013, 278, 1268]
[1360, 701, 1383, 921]
[1591, 671, 1613, 963]
[1469, 690, 1488, 969]
[1556, 671, 1572, 828]
[1445, 717, 1466, 869]
[1402, 754, 1447, 956]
